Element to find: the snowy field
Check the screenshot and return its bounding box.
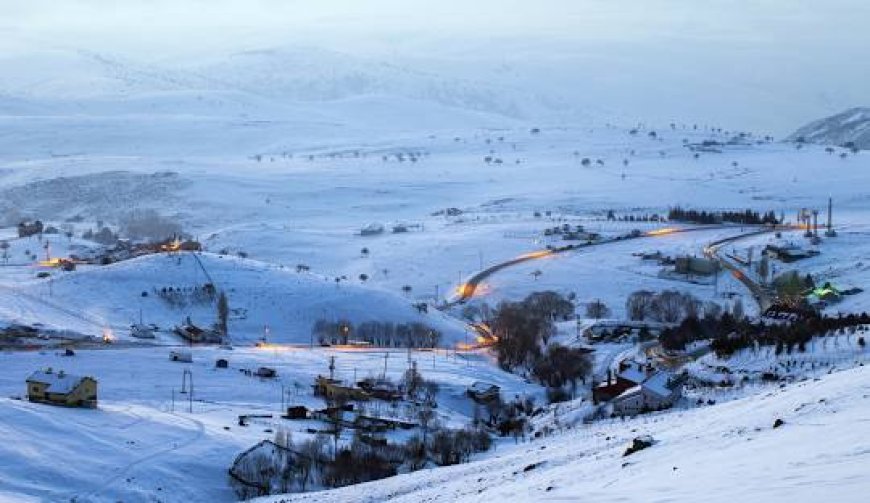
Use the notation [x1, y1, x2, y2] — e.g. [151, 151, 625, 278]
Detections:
[0, 345, 539, 502]
[2, 120, 868, 342]
[1, 41, 870, 503]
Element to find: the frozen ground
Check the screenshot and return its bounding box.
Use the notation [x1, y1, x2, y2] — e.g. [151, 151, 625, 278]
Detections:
[257, 363, 870, 503]
[0, 251, 469, 345]
[0, 345, 539, 502]
[2, 123, 868, 341]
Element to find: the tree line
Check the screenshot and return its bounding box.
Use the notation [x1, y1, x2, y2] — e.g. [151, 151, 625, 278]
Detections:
[658, 310, 870, 356]
[667, 207, 779, 225]
[312, 319, 442, 348]
[625, 290, 719, 323]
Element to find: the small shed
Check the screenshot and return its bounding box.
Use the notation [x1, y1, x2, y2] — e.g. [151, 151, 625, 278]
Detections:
[255, 367, 277, 378]
[216, 358, 229, 369]
[170, 350, 193, 363]
[284, 406, 308, 420]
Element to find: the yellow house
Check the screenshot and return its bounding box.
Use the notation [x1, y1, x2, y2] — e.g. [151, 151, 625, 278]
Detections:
[26, 369, 98, 408]
[313, 376, 370, 401]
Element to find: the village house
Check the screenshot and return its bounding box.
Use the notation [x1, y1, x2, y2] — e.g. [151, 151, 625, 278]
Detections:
[313, 376, 371, 401]
[26, 368, 98, 408]
[611, 371, 685, 416]
[174, 322, 222, 344]
[764, 244, 819, 263]
[467, 381, 500, 403]
[584, 321, 667, 342]
[674, 256, 719, 276]
[357, 377, 404, 401]
[593, 362, 652, 403]
[359, 223, 385, 236]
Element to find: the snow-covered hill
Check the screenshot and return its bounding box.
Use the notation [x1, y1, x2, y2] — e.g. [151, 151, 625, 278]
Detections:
[2, 252, 467, 345]
[259, 364, 870, 503]
[788, 107, 870, 149]
[0, 345, 538, 502]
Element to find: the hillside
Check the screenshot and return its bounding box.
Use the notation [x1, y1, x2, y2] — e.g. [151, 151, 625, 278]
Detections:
[0, 345, 537, 502]
[788, 107, 870, 149]
[259, 364, 870, 503]
[3, 252, 467, 345]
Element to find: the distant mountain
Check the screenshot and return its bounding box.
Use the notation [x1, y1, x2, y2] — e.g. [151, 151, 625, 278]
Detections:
[190, 47, 537, 119]
[0, 47, 568, 123]
[788, 107, 870, 150]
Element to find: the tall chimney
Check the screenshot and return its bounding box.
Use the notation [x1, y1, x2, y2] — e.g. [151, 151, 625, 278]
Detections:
[825, 197, 837, 237]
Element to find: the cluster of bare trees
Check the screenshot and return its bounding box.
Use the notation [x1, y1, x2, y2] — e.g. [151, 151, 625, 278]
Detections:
[532, 345, 592, 399]
[625, 290, 714, 323]
[490, 292, 592, 402]
[154, 284, 216, 308]
[312, 319, 442, 348]
[230, 424, 491, 499]
[426, 427, 492, 466]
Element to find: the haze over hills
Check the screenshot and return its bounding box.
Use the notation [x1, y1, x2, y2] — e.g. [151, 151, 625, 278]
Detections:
[0, 38, 869, 136]
[0, 48, 561, 122]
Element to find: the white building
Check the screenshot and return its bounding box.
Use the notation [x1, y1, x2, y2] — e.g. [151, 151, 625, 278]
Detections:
[611, 371, 684, 416]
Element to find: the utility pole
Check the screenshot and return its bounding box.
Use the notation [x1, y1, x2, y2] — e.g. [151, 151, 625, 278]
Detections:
[713, 268, 719, 297]
[383, 352, 389, 379]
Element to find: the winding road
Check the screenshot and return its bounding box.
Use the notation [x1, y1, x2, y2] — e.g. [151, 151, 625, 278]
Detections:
[448, 224, 782, 308]
[702, 226, 799, 311]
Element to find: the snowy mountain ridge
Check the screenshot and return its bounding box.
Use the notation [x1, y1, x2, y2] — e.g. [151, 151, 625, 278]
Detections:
[0, 47, 565, 124]
[788, 107, 870, 149]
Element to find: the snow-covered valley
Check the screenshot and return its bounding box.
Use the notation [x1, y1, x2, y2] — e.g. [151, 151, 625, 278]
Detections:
[2, 4, 870, 501]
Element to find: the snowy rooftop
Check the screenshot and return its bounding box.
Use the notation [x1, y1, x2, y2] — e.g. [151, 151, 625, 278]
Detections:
[642, 372, 677, 399]
[617, 366, 649, 385]
[26, 370, 89, 394]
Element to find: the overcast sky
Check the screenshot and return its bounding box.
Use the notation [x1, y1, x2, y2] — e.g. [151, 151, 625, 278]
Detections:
[4, 0, 867, 55]
[2, 0, 869, 131]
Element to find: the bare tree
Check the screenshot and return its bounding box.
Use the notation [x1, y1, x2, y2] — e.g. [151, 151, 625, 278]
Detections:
[625, 290, 654, 321]
[703, 301, 723, 319]
[652, 290, 684, 323]
[585, 299, 610, 319]
[217, 290, 229, 336]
